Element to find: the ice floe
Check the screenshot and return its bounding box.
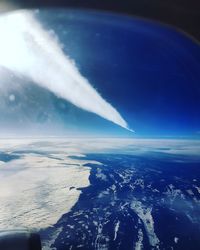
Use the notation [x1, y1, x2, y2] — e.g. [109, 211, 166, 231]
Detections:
[131, 200, 160, 249]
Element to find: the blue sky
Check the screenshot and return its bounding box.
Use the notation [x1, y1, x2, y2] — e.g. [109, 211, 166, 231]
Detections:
[1, 9, 200, 138]
[38, 10, 200, 138]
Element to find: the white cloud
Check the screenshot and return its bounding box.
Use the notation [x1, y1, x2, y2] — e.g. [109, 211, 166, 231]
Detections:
[0, 10, 133, 132]
[0, 137, 199, 232]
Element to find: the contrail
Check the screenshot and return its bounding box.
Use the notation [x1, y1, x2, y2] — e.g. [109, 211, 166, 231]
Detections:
[0, 10, 133, 132]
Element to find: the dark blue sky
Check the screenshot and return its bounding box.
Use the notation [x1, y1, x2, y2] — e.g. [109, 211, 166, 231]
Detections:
[1, 9, 200, 138]
[37, 9, 200, 138]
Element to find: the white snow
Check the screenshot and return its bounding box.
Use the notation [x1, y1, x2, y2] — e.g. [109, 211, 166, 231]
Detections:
[113, 221, 120, 241]
[135, 228, 144, 250]
[0, 139, 105, 230]
[131, 200, 160, 249]
[174, 237, 179, 244]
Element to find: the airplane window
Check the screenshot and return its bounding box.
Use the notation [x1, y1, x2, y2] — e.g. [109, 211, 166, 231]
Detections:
[0, 8, 200, 250]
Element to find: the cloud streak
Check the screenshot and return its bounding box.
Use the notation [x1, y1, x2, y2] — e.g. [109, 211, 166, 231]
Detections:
[0, 10, 133, 132]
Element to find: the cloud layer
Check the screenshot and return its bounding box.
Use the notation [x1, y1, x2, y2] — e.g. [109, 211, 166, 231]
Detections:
[0, 10, 132, 131]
